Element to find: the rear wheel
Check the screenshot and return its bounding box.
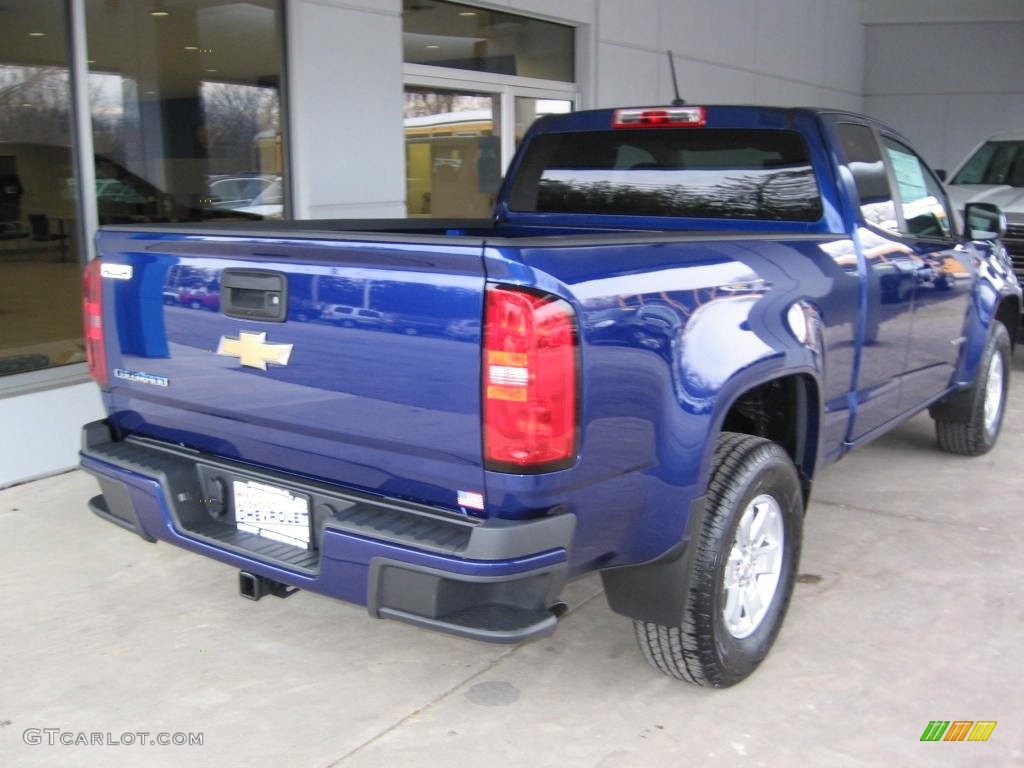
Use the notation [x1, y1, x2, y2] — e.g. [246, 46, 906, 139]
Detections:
[634, 432, 803, 687]
[932, 322, 1010, 456]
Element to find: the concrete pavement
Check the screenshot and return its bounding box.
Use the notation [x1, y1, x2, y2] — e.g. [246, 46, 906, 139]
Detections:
[2, 358, 1023, 767]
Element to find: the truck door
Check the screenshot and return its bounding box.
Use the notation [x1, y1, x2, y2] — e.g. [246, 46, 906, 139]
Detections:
[875, 134, 973, 412]
[829, 120, 918, 441]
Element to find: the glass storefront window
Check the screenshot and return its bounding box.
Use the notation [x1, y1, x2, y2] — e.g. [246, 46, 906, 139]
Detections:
[0, 1, 80, 377]
[404, 92, 575, 217]
[403, 0, 574, 83]
[405, 87, 501, 217]
[85, 0, 286, 223]
[515, 97, 572, 144]
[403, 3, 576, 218]
[0, 0, 287, 382]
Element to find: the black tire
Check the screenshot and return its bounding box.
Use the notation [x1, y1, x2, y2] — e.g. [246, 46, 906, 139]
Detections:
[634, 432, 803, 687]
[932, 322, 1010, 456]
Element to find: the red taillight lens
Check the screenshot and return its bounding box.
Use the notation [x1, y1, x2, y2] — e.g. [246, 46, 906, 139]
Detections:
[612, 106, 706, 128]
[483, 285, 578, 472]
[83, 259, 108, 386]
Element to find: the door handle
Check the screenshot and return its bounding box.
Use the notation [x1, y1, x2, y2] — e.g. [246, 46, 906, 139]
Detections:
[221, 269, 288, 322]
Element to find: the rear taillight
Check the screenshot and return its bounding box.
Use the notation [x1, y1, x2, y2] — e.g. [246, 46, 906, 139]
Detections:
[483, 285, 578, 472]
[83, 259, 108, 386]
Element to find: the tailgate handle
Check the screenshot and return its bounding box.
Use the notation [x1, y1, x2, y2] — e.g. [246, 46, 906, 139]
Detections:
[220, 269, 288, 322]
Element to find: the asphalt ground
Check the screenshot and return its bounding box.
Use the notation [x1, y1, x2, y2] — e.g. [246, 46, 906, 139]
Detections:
[2, 356, 1023, 768]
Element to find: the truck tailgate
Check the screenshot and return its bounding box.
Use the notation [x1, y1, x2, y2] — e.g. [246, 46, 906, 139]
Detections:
[96, 229, 488, 513]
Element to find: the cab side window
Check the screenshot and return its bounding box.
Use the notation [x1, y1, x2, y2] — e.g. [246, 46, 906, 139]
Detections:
[835, 123, 899, 231]
[880, 137, 953, 239]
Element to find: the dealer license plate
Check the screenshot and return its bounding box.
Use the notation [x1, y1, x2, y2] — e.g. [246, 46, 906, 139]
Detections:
[233, 479, 311, 548]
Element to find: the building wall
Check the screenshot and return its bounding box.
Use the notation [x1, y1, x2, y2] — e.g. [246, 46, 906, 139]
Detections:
[286, 0, 408, 218]
[595, 0, 864, 112]
[0, 379, 104, 488]
[863, 21, 1024, 171]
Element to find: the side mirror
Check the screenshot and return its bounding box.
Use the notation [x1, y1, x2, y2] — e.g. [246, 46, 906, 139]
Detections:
[936, 169, 947, 182]
[964, 202, 1006, 241]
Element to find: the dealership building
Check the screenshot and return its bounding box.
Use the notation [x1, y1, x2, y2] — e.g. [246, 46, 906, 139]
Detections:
[1, 0, 1022, 486]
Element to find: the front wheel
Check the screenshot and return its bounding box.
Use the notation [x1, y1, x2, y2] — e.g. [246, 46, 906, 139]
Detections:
[931, 322, 1011, 456]
[634, 432, 804, 687]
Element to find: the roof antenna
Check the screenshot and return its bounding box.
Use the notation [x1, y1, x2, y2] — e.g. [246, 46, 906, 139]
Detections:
[667, 51, 686, 106]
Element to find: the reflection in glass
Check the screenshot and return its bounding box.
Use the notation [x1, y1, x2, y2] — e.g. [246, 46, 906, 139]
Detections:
[0, 2, 80, 376]
[405, 87, 500, 217]
[0, 1, 287, 379]
[403, 0, 574, 83]
[85, 0, 286, 222]
[882, 137, 952, 238]
[835, 123, 899, 230]
[511, 129, 822, 221]
[515, 97, 572, 145]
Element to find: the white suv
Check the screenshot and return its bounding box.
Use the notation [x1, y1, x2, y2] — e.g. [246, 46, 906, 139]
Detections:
[946, 131, 1024, 293]
[320, 305, 384, 328]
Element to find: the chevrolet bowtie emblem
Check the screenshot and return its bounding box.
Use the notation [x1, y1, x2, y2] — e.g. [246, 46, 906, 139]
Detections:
[216, 331, 293, 370]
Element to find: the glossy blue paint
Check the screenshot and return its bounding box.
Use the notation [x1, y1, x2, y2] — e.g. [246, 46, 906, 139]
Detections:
[81, 105, 1021, 635]
[480, 231, 863, 569]
[98, 229, 489, 514]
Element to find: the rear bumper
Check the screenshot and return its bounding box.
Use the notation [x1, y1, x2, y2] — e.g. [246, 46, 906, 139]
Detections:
[80, 420, 575, 643]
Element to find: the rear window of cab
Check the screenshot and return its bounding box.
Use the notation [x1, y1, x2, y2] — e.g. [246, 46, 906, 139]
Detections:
[508, 128, 823, 222]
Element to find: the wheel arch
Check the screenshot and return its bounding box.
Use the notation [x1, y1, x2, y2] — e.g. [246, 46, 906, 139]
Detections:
[993, 294, 1020, 349]
[950, 290, 1020, 395]
[714, 372, 821, 503]
[602, 370, 820, 626]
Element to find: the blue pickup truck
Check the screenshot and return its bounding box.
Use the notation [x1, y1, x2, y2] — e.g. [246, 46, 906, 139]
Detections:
[80, 105, 1019, 687]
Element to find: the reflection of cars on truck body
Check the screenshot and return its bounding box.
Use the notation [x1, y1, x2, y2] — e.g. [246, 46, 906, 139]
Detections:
[81, 105, 1019, 688]
[175, 286, 220, 311]
[320, 305, 385, 328]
